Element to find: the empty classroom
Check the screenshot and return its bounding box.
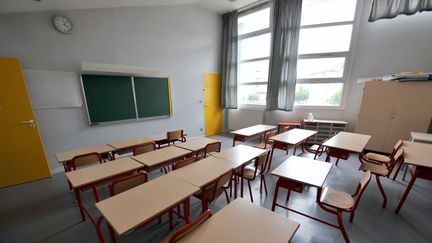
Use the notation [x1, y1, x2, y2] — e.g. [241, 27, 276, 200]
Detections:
[1, 0, 432, 243]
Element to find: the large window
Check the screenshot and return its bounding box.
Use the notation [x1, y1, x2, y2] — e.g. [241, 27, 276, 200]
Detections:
[237, 0, 358, 107]
[237, 6, 271, 105]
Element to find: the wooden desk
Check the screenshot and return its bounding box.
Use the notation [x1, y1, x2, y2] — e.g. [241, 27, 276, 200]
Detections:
[174, 137, 221, 155]
[268, 128, 317, 172]
[107, 136, 155, 154]
[170, 156, 234, 211]
[271, 156, 332, 227]
[65, 157, 143, 221]
[322, 131, 371, 164]
[178, 198, 299, 243]
[395, 141, 432, 214]
[410, 132, 432, 143]
[132, 146, 191, 171]
[96, 175, 200, 236]
[55, 144, 115, 170]
[277, 121, 302, 133]
[231, 124, 277, 146]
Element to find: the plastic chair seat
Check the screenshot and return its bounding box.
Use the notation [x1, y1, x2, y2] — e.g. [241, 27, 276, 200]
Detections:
[360, 162, 388, 176]
[253, 143, 269, 149]
[238, 165, 260, 180]
[297, 152, 316, 159]
[320, 187, 354, 210]
[309, 144, 320, 150]
[365, 152, 391, 163]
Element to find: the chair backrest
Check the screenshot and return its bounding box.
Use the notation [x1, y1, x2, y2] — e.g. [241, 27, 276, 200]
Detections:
[167, 130, 184, 144]
[391, 139, 403, 156]
[173, 157, 199, 170]
[280, 126, 290, 133]
[133, 142, 156, 156]
[389, 148, 404, 171]
[266, 130, 277, 141]
[203, 142, 221, 157]
[351, 170, 371, 210]
[255, 151, 269, 169]
[168, 210, 212, 243]
[70, 152, 102, 170]
[109, 171, 148, 196]
[207, 169, 233, 202]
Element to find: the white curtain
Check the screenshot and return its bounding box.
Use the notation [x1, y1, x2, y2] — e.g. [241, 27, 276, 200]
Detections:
[369, 0, 432, 21]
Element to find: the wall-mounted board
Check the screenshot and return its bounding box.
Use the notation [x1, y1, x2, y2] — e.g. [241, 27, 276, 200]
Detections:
[81, 74, 171, 125]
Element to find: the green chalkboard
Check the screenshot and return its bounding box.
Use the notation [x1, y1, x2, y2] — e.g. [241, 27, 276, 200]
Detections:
[134, 77, 171, 118]
[81, 75, 136, 124]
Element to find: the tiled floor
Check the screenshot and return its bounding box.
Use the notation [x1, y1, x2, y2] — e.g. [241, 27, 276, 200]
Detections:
[1, 133, 431, 243]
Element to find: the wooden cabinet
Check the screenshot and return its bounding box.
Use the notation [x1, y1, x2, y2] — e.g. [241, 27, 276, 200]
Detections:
[355, 81, 432, 153]
[303, 119, 347, 144]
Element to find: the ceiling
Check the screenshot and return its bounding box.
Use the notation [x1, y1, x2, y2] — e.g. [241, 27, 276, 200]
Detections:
[0, 0, 261, 14]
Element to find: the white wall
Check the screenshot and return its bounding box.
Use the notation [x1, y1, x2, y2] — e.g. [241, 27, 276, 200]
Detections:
[0, 5, 222, 172]
[229, 0, 432, 132]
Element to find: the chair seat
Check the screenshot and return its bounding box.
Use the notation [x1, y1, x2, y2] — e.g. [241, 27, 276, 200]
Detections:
[320, 187, 354, 210]
[253, 142, 272, 149]
[360, 162, 388, 176]
[237, 166, 259, 180]
[365, 152, 391, 163]
[309, 144, 320, 150]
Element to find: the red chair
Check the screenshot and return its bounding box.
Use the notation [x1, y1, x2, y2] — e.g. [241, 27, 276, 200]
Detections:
[254, 129, 277, 149]
[318, 171, 372, 243]
[133, 142, 156, 156]
[359, 148, 404, 208]
[164, 210, 213, 243]
[203, 141, 221, 158]
[194, 169, 233, 212]
[235, 151, 269, 202]
[68, 152, 103, 171]
[172, 156, 199, 170]
[167, 130, 186, 145]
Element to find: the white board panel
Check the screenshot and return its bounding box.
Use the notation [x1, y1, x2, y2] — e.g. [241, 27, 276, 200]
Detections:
[23, 69, 82, 109]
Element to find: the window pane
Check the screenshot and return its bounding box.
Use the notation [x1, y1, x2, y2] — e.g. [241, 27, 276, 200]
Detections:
[238, 8, 270, 35]
[294, 83, 343, 106]
[298, 25, 353, 55]
[297, 57, 345, 79]
[239, 60, 269, 83]
[239, 33, 271, 61]
[301, 0, 357, 26]
[238, 85, 267, 105]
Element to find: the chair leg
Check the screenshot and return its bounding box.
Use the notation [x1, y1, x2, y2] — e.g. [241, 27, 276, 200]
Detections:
[224, 189, 230, 204]
[392, 160, 404, 181]
[285, 189, 291, 202]
[261, 174, 268, 195]
[349, 211, 356, 223]
[292, 146, 296, 155]
[337, 210, 350, 243]
[376, 175, 387, 208]
[169, 210, 173, 230]
[335, 158, 340, 166]
[240, 177, 244, 198]
[247, 180, 254, 203]
[271, 182, 280, 211]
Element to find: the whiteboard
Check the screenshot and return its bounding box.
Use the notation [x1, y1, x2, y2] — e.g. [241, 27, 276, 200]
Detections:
[23, 70, 83, 109]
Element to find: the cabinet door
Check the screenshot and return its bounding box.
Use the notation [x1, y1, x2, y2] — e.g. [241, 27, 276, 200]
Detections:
[355, 81, 398, 152]
[384, 82, 432, 152]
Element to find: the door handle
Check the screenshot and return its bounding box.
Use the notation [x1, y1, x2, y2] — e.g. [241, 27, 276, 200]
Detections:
[21, 119, 36, 128]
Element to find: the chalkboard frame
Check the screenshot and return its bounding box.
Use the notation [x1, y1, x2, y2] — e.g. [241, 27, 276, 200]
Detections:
[80, 74, 172, 126]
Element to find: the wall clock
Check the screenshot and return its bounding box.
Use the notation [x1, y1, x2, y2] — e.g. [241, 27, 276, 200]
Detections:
[52, 15, 73, 34]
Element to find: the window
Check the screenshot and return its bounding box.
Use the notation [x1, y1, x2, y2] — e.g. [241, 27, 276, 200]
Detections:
[237, 0, 358, 107]
[237, 6, 271, 105]
[295, 0, 357, 106]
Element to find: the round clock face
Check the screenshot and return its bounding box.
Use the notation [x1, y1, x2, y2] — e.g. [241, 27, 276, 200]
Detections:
[52, 15, 73, 34]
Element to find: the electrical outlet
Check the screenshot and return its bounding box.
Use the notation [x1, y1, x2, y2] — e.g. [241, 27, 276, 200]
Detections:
[200, 128, 203, 131]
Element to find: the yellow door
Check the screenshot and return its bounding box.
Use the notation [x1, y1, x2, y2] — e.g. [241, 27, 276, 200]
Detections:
[0, 58, 51, 188]
[204, 73, 222, 136]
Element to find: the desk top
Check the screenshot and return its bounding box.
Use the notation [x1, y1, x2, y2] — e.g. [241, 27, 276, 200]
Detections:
[107, 137, 155, 150]
[96, 175, 199, 235]
[169, 156, 234, 188]
[212, 145, 266, 168]
[65, 157, 143, 188]
[402, 141, 432, 168]
[132, 146, 191, 168]
[270, 128, 317, 145]
[55, 144, 115, 164]
[271, 156, 332, 188]
[231, 124, 277, 137]
[174, 137, 221, 152]
[410, 132, 432, 143]
[323, 132, 371, 153]
[178, 198, 299, 243]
